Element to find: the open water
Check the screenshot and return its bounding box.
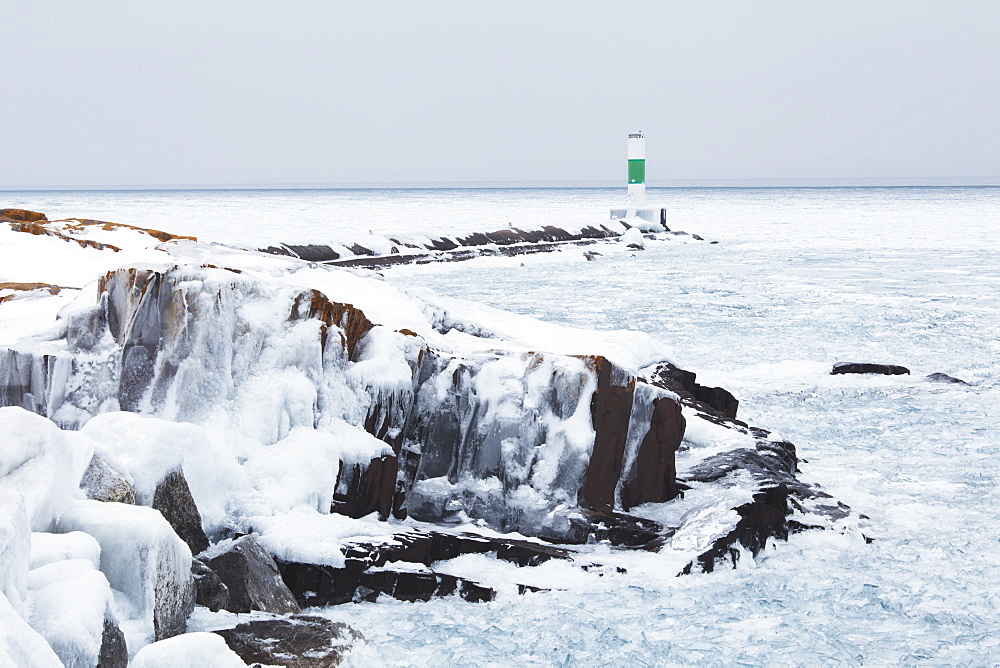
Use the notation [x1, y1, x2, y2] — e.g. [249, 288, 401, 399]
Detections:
[5, 186, 999, 665]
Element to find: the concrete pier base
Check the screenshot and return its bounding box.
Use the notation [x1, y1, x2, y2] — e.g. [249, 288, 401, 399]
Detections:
[610, 207, 668, 231]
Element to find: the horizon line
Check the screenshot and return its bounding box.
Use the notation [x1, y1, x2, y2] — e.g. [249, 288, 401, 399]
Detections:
[3, 176, 999, 191]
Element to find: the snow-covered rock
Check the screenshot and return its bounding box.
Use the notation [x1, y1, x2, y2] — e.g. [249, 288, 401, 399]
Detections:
[130, 631, 247, 668]
[0, 591, 62, 667]
[56, 500, 195, 647]
[0, 407, 74, 532]
[26, 558, 122, 668]
[29, 532, 101, 571]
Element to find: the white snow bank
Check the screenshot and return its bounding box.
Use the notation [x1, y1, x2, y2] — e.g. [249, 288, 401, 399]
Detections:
[0, 407, 74, 531]
[0, 591, 61, 667]
[56, 500, 192, 652]
[407, 288, 673, 372]
[29, 532, 101, 571]
[250, 507, 398, 568]
[130, 632, 248, 668]
[240, 427, 343, 517]
[676, 409, 757, 474]
[27, 558, 115, 668]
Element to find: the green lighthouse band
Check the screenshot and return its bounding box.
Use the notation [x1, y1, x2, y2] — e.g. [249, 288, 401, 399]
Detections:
[628, 159, 645, 184]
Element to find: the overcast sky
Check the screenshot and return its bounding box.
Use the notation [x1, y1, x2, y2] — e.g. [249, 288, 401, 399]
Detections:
[2, 1, 997, 188]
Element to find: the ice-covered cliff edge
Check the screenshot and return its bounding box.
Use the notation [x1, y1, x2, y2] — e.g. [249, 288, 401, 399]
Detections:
[0, 210, 850, 665]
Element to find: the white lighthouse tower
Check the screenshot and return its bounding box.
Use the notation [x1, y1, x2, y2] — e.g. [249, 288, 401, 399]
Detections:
[611, 131, 668, 231]
[627, 132, 646, 206]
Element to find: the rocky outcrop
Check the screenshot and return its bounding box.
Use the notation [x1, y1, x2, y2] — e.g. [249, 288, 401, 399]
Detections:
[205, 535, 300, 615]
[80, 455, 136, 505]
[190, 559, 228, 613]
[152, 470, 209, 556]
[214, 615, 363, 668]
[276, 529, 573, 607]
[0, 208, 47, 223]
[332, 454, 398, 520]
[831, 362, 910, 376]
[257, 220, 703, 270]
[619, 395, 685, 510]
[647, 363, 740, 420]
[98, 617, 128, 668]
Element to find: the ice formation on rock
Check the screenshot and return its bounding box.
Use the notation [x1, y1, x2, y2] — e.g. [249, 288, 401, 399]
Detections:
[0, 211, 848, 660]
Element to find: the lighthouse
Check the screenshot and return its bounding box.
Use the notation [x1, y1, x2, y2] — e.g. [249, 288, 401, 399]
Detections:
[627, 132, 646, 206]
[611, 131, 668, 231]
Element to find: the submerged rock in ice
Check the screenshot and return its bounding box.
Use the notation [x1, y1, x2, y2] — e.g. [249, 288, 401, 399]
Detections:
[0, 406, 74, 532]
[56, 500, 195, 647]
[130, 632, 248, 668]
[831, 362, 910, 376]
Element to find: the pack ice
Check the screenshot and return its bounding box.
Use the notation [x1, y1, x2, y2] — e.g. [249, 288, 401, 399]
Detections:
[0, 209, 854, 664]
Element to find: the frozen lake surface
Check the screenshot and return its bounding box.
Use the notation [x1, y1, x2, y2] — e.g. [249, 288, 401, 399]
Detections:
[6, 185, 999, 664]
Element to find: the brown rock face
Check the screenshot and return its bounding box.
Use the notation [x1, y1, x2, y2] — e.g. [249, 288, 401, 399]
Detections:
[152, 469, 209, 555]
[579, 356, 636, 513]
[0, 208, 47, 222]
[332, 454, 398, 520]
[620, 396, 685, 509]
[215, 615, 362, 668]
[205, 535, 300, 615]
[290, 289, 374, 358]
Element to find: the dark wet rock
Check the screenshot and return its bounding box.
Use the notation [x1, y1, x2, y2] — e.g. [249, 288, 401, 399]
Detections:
[347, 243, 374, 256]
[281, 244, 341, 262]
[620, 396, 685, 510]
[191, 558, 229, 612]
[332, 453, 398, 521]
[153, 556, 196, 641]
[926, 372, 970, 385]
[693, 385, 739, 420]
[276, 529, 572, 607]
[277, 559, 496, 607]
[646, 362, 740, 420]
[215, 615, 362, 668]
[580, 357, 636, 513]
[831, 362, 910, 376]
[683, 485, 791, 574]
[577, 510, 671, 549]
[0, 208, 47, 222]
[152, 469, 209, 555]
[583, 251, 601, 261]
[80, 455, 136, 504]
[98, 617, 128, 668]
[205, 535, 300, 615]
